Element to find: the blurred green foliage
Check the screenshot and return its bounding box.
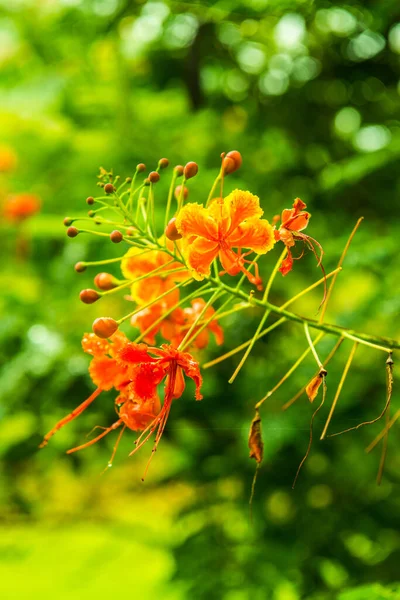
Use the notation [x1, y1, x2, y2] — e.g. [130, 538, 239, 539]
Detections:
[1, 0, 400, 598]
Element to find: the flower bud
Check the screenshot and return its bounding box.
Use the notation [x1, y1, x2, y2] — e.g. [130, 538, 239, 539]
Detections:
[174, 185, 189, 201]
[126, 227, 136, 236]
[63, 217, 73, 226]
[125, 177, 132, 183]
[137, 163, 146, 172]
[184, 161, 198, 179]
[149, 171, 160, 183]
[74, 262, 86, 273]
[80, 289, 100, 304]
[110, 230, 123, 243]
[94, 272, 118, 290]
[165, 217, 182, 241]
[88, 210, 95, 217]
[67, 226, 79, 237]
[143, 178, 150, 186]
[158, 158, 169, 169]
[92, 317, 119, 339]
[174, 165, 184, 177]
[104, 183, 114, 194]
[224, 150, 242, 174]
[86, 196, 94, 205]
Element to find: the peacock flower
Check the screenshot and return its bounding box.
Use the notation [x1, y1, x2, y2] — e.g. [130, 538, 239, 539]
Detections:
[164, 298, 224, 349]
[3, 193, 41, 222]
[274, 198, 323, 276]
[175, 189, 275, 287]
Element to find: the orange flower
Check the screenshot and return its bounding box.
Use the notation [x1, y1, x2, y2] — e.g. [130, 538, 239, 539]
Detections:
[274, 198, 323, 276]
[165, 298, 224, 349]
[0, 145, 18, 173]
[3, 193, 41, 222]
[121, 240, 188, 306]
[175, 190, 275, 287]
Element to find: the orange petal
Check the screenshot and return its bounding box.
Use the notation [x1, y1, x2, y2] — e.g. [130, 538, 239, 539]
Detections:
[285, 212, 310, 232]
[89, 357, 128, 391]
[227, 217, 275, 254]
[224, 189, 263, 235]
[279, 251, 293, 276]
[121, 247, 160, 280]
[175, 203, 218, 240]
[183, 237, 219, 280]
[131, 276, 180, 307]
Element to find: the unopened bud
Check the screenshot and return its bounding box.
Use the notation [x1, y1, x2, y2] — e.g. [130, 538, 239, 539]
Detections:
[94, 272, 118, 290]
[149, 171, 160, 183]
[158, 158, 169, 169]
[80, 289, 100, 304]
[86, 196, 94, 205]
[144, 178, 150, 186]
[224, 150, 242, 174]
[126, 227, 136, 236]
[125, 177, 132, 183]
[67, 226, 79, 237]
[174, 185, 189, 201]
[92, 317, 119, 339]
[137, 163, 146, 172]
[184, 161, 198, 179]
[165, 217, 182, 241]
[75, 262, 86, 273]
[88, 210, 95, 217]
[104, 183, 114, 194]
[174, 165, 184, 177]
[64, 217, 73, 226]
[110, 230, 123, 243]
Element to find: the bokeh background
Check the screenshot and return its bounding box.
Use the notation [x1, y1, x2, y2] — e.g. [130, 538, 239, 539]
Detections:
[1, 1, 400, 598]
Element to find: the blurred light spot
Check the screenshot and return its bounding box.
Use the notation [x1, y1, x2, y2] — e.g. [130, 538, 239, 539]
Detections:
[222, 106, 248, 133]
[361, 77, 386, 101]
[334, 107, 361, 137]
[347, 30, 386, 62]
[164, 14, 198, 49]
[274, 14, 305, 49]
[305, 144, 330, 170]
[320, 7, 357, 36]
[273, 581, 300, 600]
[269, 53, 293, 73]
[353, 125, 391, 152]
[389, 23, 400, 54]
[266, 491, 295, 522]
[200, 65, 223, 93]
[66, 356, 88, 376]
[223, 69, 249, 101]
[27, 324, 64, 356]
[307, 484, 333, 509]
[292, 56, 321, 82]
[305, 452, 329, 474]
[218, 22, 241, 47]
[236, 42, 266, 74]
[319, 559, 348, 588]
[142, 1, 170, 19]
[259, 69, 289, 96]
[92, 0, 118, 16]
[324, 80, 349, 105]
[344, 533, 374, 560]
[241, 19, 259, 37]
[0, 19, 20, 62]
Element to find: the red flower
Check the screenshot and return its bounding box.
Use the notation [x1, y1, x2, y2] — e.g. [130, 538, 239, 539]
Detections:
[274, 198, 323, 276]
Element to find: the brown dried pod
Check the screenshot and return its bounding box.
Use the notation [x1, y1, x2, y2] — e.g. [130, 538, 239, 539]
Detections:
[92, 317, 119, 339]
[306, 368, 327, 403]
[248, 410, 264, 464]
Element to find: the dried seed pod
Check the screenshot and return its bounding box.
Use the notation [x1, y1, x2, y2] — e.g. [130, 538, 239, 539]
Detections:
[92, 317, 119, 339]
[248, 410, 263, 464]
[306, 368, 327, 403]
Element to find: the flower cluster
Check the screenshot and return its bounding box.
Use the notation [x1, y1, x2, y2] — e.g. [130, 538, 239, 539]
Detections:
[39, 150, 399, 490]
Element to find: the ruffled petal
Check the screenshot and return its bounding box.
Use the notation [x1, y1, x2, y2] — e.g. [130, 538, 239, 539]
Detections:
[89, 356, 128, 391]
[279, 250, 293, 276]
[226, 217, 275, 254]
[183, 237, 219, 280]
[131, 276, 180, 307]
[175, 203, 218, 241]
[224, 189, 263, 235]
